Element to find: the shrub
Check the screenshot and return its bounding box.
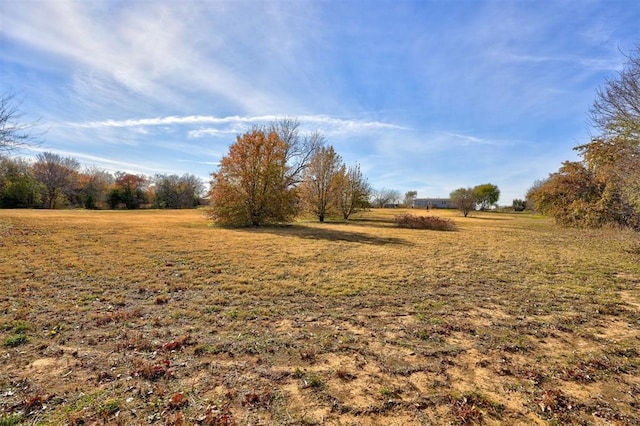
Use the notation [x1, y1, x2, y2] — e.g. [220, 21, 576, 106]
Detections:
[394, 214, 457, 231]
[512, 199, 526, 212]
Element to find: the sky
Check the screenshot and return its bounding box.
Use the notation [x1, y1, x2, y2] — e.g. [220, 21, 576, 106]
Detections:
[1, 0, 639, 204]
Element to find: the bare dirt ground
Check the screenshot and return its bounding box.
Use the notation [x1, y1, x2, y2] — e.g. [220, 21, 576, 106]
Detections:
[1, 208, 639, 425]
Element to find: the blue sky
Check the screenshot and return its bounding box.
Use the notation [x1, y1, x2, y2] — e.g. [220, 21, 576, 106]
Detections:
[1, 0, 639, 203]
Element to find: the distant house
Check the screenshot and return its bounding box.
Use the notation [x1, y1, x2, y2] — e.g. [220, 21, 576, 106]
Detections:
[414, 198, 452, 209]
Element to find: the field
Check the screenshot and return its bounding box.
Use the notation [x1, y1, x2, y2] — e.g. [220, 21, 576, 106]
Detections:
[1, 208, 639, 425]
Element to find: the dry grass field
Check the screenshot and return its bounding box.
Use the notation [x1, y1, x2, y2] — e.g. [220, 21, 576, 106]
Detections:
[1, 208, 639, 425]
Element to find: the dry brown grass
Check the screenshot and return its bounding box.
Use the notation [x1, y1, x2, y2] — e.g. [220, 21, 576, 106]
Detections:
[1, 208, 639, 425]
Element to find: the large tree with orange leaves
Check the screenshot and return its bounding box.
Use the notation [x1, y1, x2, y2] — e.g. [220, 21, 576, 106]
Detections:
[208, 128, 300, 226]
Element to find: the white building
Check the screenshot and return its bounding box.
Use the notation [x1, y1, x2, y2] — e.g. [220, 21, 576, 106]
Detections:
[413, 198, 451, 209]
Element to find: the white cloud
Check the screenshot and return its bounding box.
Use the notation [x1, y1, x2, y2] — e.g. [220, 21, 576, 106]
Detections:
[0, 1, 312, 114]
[63, 114, 406, 135]
[25, 146, 172, 174]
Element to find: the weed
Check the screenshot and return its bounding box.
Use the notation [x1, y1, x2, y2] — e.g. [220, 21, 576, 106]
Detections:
[299, 349, 316, 362]
[7, 320, 30, 333]
[200, 405, 236, 425]
[0, 414, 23, 426]
[121, 338, 153, 352]
[224, 309, 239, 319]
[535, 388, 578, 417]
[335, 369, 356, 381]
[161, 335, 190, 351]
[205, 305, 223, 314]
[98, 398, 120, 417]
[168, 392, 188, 409]
[242, 391, 273, 409]
[132, 359, 173, 381]
[301, 372, 324, 389]
[94, 308, 142, 326]
[380, 386, 394, 397]
[155, 295, 169, 305]
[3, 333, 28, 348]
[293, 367, 304, 379]
[449, 392, 504, 425]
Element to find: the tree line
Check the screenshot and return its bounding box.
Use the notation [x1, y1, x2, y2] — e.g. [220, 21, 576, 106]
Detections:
[0, 152, 204, 209]
[527, 45, 640, 230]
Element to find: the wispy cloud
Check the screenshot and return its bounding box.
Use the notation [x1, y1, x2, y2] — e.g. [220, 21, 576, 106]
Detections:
[503, 52, 622, 72]
[63, 114, 406, 135]
[0, 1, 329, 115]
[443, 132, 506, 146]
[26, 146, 172, 174]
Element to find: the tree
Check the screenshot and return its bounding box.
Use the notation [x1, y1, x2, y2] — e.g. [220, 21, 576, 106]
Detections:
[32, 152, 80, 209]
[337, 163, 371, 220]
[531, 46, 640, 229]
[0, 91, 40, 155]
[371, 188, 401, 208]
[0, 157, 41, 208]
[404, 191, 417, 208]
[583, 45, 640, 228]
[268, 118, 324, 188]
[112, 172, 148, 209]
[512, 199, 526, 212]
[77, 167, 114, 209]
[207, 120, 322, 226]
[208, 128, 294, 226]
[473, 183, 500, 210]
[590, 45, 640, 138]
[450, 187, 476, 217]
[389, 189, 402, 206]
[526, 161, 607, 228]
[526, 179, 546, 210]
[299, 145, 344, 222]
[577, 136, 640, 225]
[154, 174, 204, 209]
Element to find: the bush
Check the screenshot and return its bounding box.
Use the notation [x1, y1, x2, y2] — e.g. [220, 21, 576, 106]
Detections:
[394, 214, 457, 231]
[512, 199, 526, 212]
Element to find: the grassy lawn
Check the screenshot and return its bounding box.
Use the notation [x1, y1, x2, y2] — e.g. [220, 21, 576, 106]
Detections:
[1, 208, 639, 425]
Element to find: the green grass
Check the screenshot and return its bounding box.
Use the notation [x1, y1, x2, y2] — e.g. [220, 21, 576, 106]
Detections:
[3, 334, 28, 348]
[0, 414, 23, 426]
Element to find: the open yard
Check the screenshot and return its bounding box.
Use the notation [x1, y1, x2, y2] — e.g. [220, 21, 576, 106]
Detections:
[1, 208, 639, 425]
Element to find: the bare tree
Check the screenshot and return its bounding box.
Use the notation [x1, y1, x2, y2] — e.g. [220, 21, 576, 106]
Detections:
[0, 91, 40, 155]
[300, 145, 343, 222]
[338, 162, 371, 220]
[32, 152, 80, 209]
[371, 188, 392, 208]
[590, 46, 640, 138]
[154, 173, 204, 208]
[268, 118, 324, 188]
[450, 187, 477, 217]
[371, 188, 402, 208]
